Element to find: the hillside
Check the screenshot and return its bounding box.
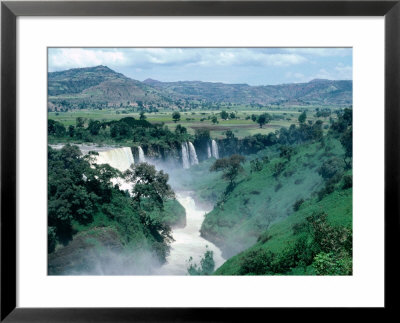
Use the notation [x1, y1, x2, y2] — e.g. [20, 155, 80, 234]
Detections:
[144, 78, 352, 106]
[48, 65, 170, 110]
[48, 65, 352, 110]
[200, 137, 347, 259]
[214, 186, 352, 275]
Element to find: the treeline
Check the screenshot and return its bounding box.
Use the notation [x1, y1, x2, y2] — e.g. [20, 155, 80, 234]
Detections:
[48, 144, 183, 273]
[216, 109, 351, 158]
[48, 116, 191, 148]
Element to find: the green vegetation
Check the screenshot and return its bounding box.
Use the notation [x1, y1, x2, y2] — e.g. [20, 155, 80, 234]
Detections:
[48, 116, 192, 161]
[47, 64, 353, 276]
[214, 187, 352, 275]
[200, 109, 352, 262]
[49, 66, 352, 113]
[48, 144, 185, 274]
[187, 248, 215, 275]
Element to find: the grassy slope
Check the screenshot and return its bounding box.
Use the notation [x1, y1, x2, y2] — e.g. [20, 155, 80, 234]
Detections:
[200, 137, 345, 258]
[214, 186, 352, 275]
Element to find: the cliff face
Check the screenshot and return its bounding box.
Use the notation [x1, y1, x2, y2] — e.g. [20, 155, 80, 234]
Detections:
[132, 143, 183, 167]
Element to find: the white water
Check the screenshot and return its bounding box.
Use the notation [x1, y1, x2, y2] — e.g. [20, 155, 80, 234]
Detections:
[95, 147, 135, 192]
[96, 147, 134, 172]
[181, 143, 190, 169]
[211, 140, 219, 159]
[207, 142, 212, 158]
[188, 142, 199, 165]
[157, 193, 225, 275]
[138, 146, 146, 163]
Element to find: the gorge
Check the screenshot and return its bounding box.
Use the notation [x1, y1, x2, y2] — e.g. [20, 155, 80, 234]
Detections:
[50, 142, 226, 274]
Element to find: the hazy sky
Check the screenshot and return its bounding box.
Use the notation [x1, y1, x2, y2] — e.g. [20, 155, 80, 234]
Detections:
[48, 48, 352, 86]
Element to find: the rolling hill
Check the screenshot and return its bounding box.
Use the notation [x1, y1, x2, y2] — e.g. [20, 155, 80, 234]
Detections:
[48, 65, 352, 110]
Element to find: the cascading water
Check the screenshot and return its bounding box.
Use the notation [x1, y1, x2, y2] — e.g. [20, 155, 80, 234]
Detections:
[95, 147, 135, 192]
[138, 146, 146, 163]
[181, 143, 190, 169]
[95, 147, 134, 172]
[188, 142, 199, 165]
[211, 139, 219, 159]
[156, 192, 225, 275]
[207, 142, 212, 158]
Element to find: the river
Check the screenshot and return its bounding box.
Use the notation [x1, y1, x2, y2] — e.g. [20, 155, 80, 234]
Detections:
[156, 192, 225, 275]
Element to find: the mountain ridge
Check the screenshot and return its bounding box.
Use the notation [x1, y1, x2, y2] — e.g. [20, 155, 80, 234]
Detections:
[48, 65, 352, 109]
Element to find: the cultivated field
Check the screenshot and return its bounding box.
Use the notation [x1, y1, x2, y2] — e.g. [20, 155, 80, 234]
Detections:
[49, 106, 337, 139]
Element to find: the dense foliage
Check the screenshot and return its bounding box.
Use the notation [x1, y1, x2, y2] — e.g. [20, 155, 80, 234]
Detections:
[49, 116, 191, 147]
[200, 109, 352, 261]
[48, 145, 184, 273]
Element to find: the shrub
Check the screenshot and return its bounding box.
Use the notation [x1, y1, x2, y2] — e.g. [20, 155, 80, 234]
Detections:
[239, 249, 275, 275]
[293, 199, 305, 212]
[275, 182, 283, 192]
[318, 158, 345, 179]
[294, 178, 304, 185]
[187, 248, 215, 275]
[273, 162, 285, 178]
[317, 182, 335, 201]
[342, 175, 352, 189]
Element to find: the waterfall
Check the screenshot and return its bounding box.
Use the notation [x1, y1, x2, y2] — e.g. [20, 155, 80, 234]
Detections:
[207, 142, 212, 158]
[95, 147, 134, 172]
[138, 146, 146, 163]
[188, 142, 199, 165]
[181, 143, 190, 169]
[211, 140, 219, 159]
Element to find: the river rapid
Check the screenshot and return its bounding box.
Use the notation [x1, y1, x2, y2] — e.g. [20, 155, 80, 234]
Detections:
[156, 192, 225, 275]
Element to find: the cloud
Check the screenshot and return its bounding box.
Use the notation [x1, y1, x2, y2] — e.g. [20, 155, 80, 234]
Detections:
[335, 63, 352, 79]
[48, 48, 307, 71]
[193, 49, 307, 67]
[285, 71, 307, 83]
[282, 48, 352, 57]
[48, 48, 128, 71]
[311, 63, 352, 81]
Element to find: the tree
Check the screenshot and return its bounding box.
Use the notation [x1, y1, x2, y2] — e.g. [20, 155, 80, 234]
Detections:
[76, 117, 85, 128]
[48, 119, 66, 137]
[279, 145, 296, 161]
[318, 158, 345, 179]
[211, 116, 218, 124]
[125, 163, 175, 209]
[298, 111, 307, 124]
[172, 111, 181, 123]
[229, 112, 236, 119]
[251, 114, 257, 122]
[139, 111, 146, 120]
[210, 154, 245, 186]
[68, 125, 75, 137]
[48, 145, 98, 244]
[88, 119, 101, 135]
[340, 126, 352, 159]
[225, 130, 235, 139]
[257, 113, 271, 128]
[175, 124, 187, 135]
[187, 248, 215, 275]
[220, 110, 229, 120]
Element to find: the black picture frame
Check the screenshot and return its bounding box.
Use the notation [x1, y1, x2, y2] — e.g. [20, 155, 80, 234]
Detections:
[1, 0, 399, 321]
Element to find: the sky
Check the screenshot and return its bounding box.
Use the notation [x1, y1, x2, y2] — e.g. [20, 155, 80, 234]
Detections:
[48, 48, 352, 86]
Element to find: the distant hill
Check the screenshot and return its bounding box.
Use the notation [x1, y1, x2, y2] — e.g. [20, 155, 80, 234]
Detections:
[48, 66, 171, 110]
[48, 65, 352, 110]
[144, 78, 352, 106]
